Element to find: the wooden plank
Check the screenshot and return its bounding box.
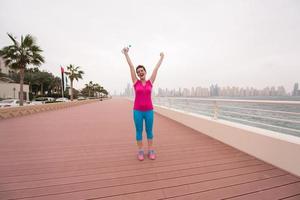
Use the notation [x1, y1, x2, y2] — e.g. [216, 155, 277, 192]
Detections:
[0, 160, 266, 198]
[0, 98, 299, 200]
[164, 175, 299, 200]
[225, 182, 300, 200]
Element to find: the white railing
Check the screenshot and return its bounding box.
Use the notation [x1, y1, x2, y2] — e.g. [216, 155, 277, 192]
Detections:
[153, 97, 300, 137]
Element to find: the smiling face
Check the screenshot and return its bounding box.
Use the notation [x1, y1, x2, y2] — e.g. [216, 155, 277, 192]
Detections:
[136, 65, 146, 80]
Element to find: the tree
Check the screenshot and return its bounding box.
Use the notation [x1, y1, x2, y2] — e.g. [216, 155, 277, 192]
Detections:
[85, 81, 95, 97]
[0, 33, 44, 105]
[64, 64, 84, 101]
[94, 83, 101, 98]
[48, 76, 62, 96]
[9, 67, 62, 99]
[93, 83, 108, 97]
[100, 87, 108, 96]
[81, 81, 108, 98]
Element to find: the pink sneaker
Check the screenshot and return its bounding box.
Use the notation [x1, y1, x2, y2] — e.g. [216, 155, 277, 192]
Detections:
[148, 150, 156, 160]
[137, 150, 144, 161]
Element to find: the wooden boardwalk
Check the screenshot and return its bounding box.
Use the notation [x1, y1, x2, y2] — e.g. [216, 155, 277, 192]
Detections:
[0, 98, 299, 200]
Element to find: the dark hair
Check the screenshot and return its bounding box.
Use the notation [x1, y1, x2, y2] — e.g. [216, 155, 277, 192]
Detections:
[136, 65, 146, 73]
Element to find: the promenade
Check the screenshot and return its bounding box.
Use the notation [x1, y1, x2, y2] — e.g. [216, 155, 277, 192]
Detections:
[0, 98, 299, 200]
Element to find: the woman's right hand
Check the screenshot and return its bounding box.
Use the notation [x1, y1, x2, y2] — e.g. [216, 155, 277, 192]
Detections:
[122, 47, 129, 54]
[160, 52, 165, 58]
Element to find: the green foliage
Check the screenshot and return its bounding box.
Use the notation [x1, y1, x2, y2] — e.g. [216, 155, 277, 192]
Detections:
[1, 34, 110, 101]
[81, 81, 109, 97]
[64, 64, 84, 82]
[6, 67, 62, 100]
[0, 34, 44, 70]
[0, 33, 44, 105]
[64, 64, 84, 100]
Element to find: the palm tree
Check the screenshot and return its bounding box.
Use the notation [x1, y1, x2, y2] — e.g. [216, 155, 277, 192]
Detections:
[0, 33, 44, 105]
[85, 81, 94, 97]
[94, 83, 102, 98]
[64, 64, 84, 101]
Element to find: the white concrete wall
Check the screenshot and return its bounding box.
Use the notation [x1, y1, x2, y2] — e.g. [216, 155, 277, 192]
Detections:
[0, 57, 8, 74]
[154, 104, 300, 177]
[0, 82, 29, 100]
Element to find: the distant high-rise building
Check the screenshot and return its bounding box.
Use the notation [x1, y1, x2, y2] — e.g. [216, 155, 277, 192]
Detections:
[182, 88, 190, 97]
[123, 83, 134, 97]
[293, 83, 300, 96]
[150, 84, 290, 97]
[210, 84, 220, 96]
[277, 86, 286, 96]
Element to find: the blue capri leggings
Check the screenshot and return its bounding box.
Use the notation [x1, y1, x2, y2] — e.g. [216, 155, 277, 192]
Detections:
[133, 110, 154, 141]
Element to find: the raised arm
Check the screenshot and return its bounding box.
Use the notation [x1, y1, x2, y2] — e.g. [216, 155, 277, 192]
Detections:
[122, 47, 138, 84]
[150, 52, 164, 84]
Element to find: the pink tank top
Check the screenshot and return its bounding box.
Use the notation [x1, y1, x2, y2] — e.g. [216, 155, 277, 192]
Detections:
[133, 80, 153, 111]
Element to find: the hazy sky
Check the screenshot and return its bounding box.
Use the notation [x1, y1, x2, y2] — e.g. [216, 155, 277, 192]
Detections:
[1, 0, 299, 94]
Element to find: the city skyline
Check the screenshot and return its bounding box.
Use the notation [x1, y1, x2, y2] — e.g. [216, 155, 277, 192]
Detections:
[121, 82, 300, 97]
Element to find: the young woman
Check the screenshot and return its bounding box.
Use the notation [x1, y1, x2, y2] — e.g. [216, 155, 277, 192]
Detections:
[122, 47, 164, 161]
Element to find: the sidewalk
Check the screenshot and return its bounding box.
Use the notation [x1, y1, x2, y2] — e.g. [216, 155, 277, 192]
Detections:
[0, 98, 299, 200]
